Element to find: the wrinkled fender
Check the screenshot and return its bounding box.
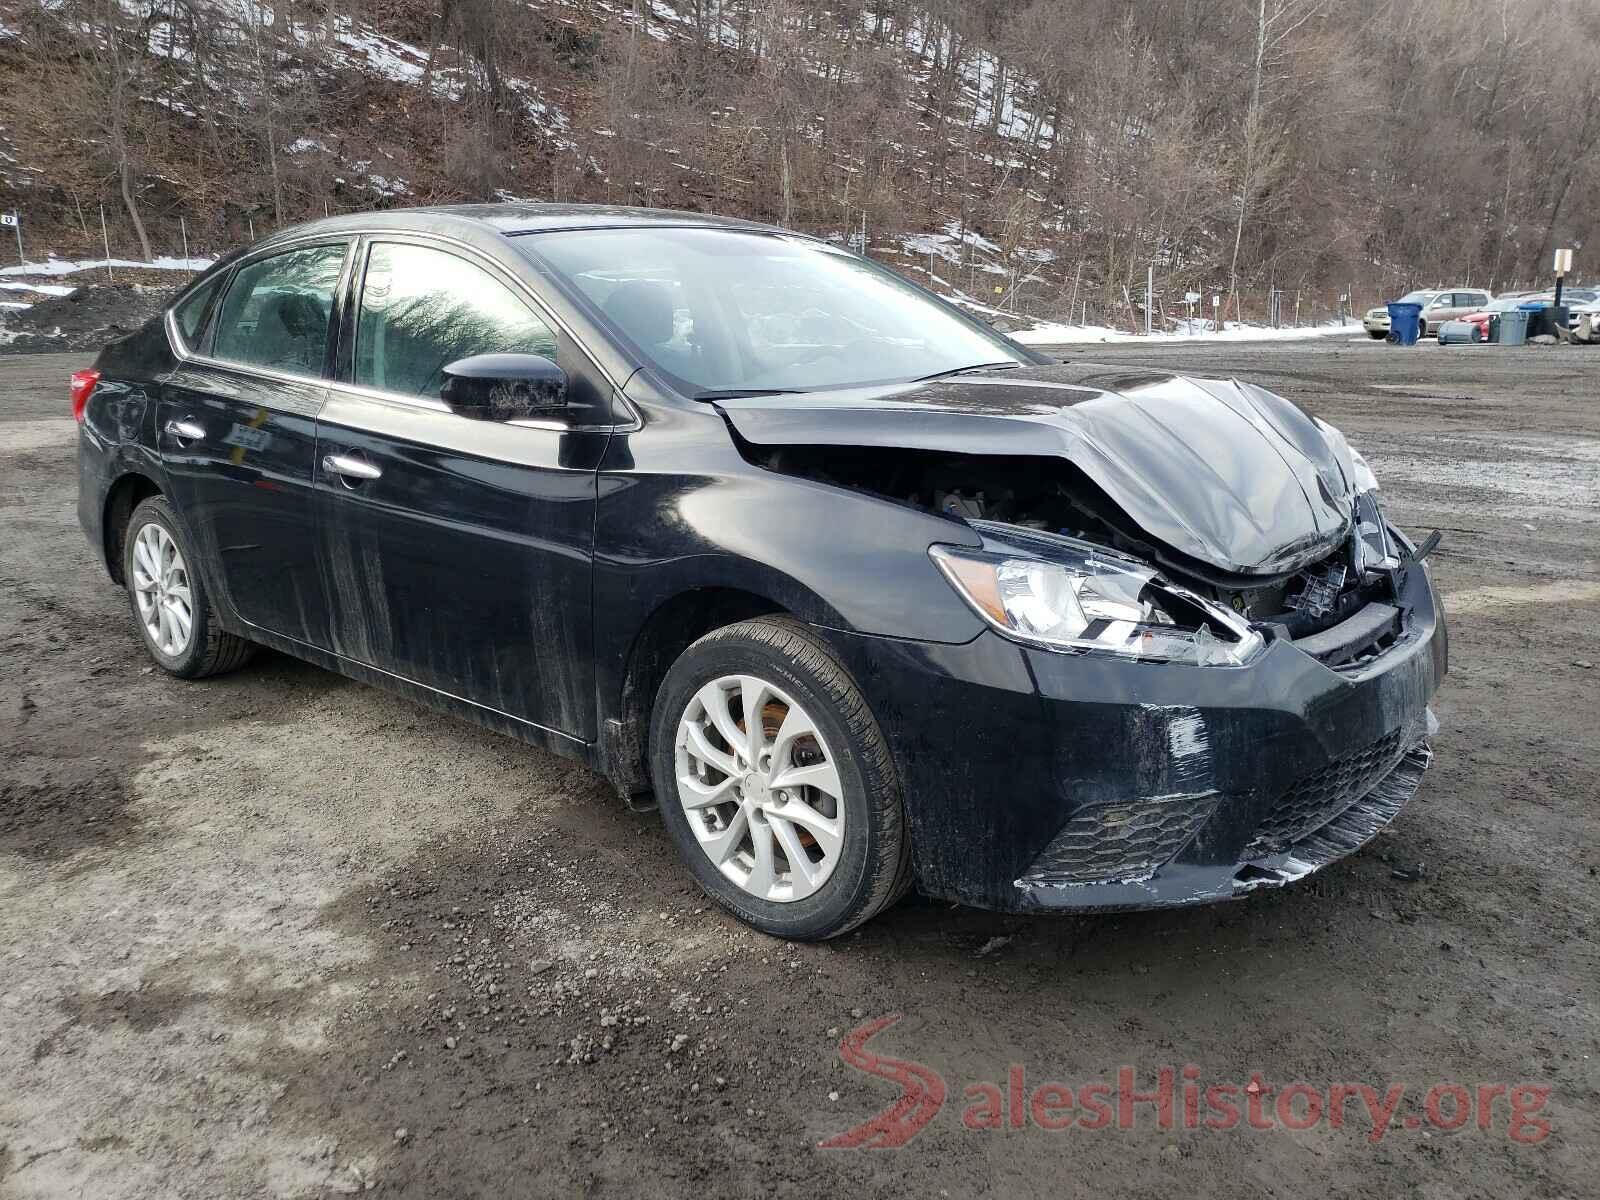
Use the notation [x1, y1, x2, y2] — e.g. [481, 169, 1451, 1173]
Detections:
[591, 382, 990, 720]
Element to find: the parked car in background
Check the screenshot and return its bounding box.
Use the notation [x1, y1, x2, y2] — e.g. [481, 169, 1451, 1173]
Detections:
[1459, 293, 1540, 340]
[1556, 288, 1599, 330]
[1416, 288, 1493, 339]
[1461, 289, 1600, 338]
[1363, 289, 1438, 338]
[1362, 288, 1494, 339]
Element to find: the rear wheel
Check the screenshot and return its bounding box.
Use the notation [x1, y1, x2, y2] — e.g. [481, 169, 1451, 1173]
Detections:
[123, 496, 254, 679]
[650, 617, 911, 940]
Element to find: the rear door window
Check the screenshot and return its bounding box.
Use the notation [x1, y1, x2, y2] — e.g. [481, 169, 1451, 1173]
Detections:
[211, 243, 348, 377]
[353, 242, 558, 400]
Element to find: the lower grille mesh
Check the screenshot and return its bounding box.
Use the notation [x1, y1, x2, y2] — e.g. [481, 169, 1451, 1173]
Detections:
[1243, 726, 1413, 858]
[1021, 795, 1218, 886]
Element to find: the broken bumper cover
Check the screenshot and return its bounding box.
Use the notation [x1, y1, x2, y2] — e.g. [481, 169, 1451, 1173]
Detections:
[1015, 719, 1434, 910]
[823, 558, 1447, 913]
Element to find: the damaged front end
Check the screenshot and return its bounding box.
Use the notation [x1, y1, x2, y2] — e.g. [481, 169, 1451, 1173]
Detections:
[719, 369, 1448, 912]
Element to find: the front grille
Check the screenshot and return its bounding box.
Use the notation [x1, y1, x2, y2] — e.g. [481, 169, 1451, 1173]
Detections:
[1021, 795, 1218, 886]
[1243, 726, 1413, 858]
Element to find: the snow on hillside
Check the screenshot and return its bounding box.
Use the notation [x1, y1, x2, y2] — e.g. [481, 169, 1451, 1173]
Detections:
[1, 256, 215, 276]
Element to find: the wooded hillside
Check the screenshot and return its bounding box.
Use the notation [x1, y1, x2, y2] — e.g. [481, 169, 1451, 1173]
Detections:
[2, 0, 1596, 322]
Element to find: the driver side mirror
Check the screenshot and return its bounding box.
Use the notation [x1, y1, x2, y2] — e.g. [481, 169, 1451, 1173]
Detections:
[440, 353, 568, 421]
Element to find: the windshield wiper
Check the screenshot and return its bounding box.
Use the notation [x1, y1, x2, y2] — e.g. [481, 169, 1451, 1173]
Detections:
[692, 388, 807, 401]
[914, 361, 1024, 382]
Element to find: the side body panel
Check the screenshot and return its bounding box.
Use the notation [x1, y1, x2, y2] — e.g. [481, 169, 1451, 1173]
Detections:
[156, 364, 333, 646]
[312, 392, 608, 740]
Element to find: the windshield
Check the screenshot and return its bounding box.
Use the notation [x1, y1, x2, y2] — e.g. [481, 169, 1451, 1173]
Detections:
[515, 227, 1027, 396]
[1397, 290, 1436, 303]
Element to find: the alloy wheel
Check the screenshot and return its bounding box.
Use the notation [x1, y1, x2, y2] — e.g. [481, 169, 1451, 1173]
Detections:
[674, 674, 845, 903]
[131, 522, 194, 657]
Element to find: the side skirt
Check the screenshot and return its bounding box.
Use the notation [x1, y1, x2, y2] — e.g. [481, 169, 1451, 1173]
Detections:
[232, 621, 604, 774]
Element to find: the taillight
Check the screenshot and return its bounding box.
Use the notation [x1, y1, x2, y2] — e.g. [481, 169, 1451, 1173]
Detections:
[70, 368, 100, 423]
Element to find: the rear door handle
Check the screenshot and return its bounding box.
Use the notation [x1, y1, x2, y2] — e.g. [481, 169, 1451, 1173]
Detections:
[164, 418, 205, 441]
[322, 452, 382, 482]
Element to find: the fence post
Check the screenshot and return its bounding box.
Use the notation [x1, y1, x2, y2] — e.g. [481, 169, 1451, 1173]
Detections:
[99, 205, 113, 283]
[1145, 265, 1153, 336]
[180, 215, 190, 266]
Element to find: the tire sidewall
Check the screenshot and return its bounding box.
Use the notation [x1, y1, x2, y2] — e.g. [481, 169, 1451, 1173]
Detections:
[650, 627, 889, 940]
[123, 497, 213, 677]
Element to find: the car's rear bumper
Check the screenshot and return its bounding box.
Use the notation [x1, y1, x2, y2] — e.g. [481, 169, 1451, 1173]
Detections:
[823, 557, 1447, 914]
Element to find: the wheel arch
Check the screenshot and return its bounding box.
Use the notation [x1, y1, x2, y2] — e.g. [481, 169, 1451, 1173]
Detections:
[600, 586, 791, 800]
[102, 472, 165, 585]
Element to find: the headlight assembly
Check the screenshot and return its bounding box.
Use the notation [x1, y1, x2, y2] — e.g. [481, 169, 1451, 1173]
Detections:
[930, 526, 1264, 667]
[1346, 447, 1400, 575]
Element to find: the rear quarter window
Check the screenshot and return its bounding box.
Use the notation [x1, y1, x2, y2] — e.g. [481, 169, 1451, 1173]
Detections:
[172, 275, 224, 347]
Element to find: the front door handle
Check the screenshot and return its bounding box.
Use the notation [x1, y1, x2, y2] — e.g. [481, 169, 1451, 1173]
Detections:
[164, 418, 205, 441]
[322, 453, 383, 482]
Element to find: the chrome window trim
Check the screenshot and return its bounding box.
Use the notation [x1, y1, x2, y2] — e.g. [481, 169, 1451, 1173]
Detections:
[163, 225, 639, 432]
[165, 235, 355, 391]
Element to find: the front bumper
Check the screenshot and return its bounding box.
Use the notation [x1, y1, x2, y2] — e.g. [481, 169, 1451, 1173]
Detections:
[825, 558, 1447, 913]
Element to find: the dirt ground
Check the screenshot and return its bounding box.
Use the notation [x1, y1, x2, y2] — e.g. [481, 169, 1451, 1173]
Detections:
[2, 336, 1596, 1198]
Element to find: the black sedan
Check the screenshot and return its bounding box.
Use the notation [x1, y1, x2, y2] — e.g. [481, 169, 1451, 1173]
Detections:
[74, 204, 1447, 939]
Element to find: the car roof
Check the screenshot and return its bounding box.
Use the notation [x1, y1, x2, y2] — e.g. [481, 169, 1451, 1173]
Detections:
[248, 202, 789, 251]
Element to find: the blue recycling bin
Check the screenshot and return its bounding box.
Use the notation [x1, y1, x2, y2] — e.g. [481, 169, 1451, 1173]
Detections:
[1386, 302, 1423, 345]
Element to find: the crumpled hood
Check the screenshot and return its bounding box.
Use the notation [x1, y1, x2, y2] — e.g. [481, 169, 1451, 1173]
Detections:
[714, 369, 1364, 576]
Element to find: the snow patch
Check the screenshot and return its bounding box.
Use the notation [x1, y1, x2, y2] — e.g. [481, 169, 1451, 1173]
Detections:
[1, 256, 214, 278]
[0, 281, 78, 297]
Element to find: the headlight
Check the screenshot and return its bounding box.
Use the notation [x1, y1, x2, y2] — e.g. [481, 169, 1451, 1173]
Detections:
[1347, 448, 1400, 574]
[930, 527, 1264, 667]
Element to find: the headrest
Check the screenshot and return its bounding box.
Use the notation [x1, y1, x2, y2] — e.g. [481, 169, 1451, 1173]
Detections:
[264, 291, 326, 339]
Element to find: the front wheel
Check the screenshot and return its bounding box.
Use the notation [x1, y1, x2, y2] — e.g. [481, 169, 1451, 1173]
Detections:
[123, 496, 255, 679]
[650, 617, 912, 940]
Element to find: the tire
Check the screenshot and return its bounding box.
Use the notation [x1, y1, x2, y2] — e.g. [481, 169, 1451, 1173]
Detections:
[650, 616, 912, 940]
[122, 496, 255, 679]
[1418, 320, 1430, 339]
